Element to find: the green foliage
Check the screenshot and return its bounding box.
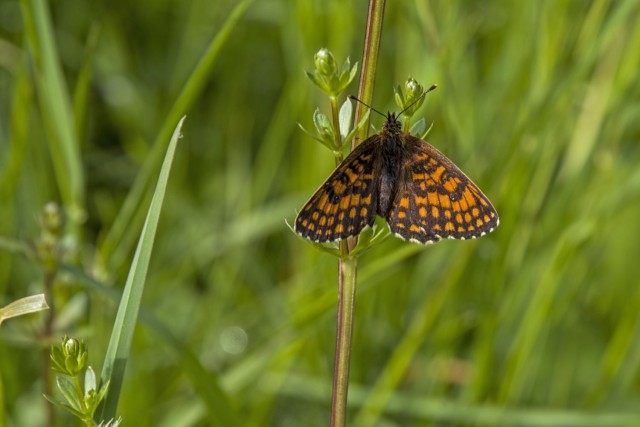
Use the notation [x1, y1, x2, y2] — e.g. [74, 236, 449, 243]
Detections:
[394, 77, 426, 119]
[306, 48, 358, 99]
[2, 1, 640, 426]
[46, 337, 114, 426]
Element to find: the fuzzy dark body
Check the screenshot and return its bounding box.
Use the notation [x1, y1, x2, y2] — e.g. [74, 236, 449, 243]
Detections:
[377, 130, 405, 217]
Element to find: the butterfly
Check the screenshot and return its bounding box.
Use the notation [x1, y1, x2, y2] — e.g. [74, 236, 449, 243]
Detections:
[294, 98, 499, 245]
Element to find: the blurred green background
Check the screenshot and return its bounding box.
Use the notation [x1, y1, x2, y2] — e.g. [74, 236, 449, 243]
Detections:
[2, 0, 640, 426]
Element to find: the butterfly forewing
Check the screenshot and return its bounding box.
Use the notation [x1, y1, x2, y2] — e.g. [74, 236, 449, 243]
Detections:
[294, 137, 380, 242]
[386, 135, 499, 243]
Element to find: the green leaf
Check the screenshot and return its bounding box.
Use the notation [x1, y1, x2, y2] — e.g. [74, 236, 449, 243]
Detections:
[339, 98, 353, 140]
[340, 56, 351, 75]
[313, 109, 335, 147]
[44, 394, 86, 419]
[297, 122, 326, 144]
[0, 294, 48, 327]
[421, 121, 435, 140]
[313, 109, 333, 135]
[409, 118, 426, 137]
[348, 219, 392, 258]
[50, 342, 69, 375]
[305, 70, 329, 93]
[99, 117, 184, 419]
[56, 376, 83, 412]
[339, 62, 358, 93]
[96, 379, 110, 408]
[85, 366, 97, 397]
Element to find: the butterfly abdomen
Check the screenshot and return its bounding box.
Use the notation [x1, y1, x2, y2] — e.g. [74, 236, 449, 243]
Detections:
[377, 132, 405, 217]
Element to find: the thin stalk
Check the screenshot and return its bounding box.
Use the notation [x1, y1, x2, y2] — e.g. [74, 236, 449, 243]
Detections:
[330, 1, 386, 426]
[353, 0, 386, 149]
[331, 257, 357, 426]
[42, 269, 56, 427]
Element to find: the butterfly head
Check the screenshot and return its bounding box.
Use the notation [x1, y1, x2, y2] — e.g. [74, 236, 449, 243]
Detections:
[383, 112, 402, 134]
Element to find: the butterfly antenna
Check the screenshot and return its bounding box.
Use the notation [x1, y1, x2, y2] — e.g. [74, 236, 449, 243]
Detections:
[348, 95, 387, 119]
[398, 84, 438, 117]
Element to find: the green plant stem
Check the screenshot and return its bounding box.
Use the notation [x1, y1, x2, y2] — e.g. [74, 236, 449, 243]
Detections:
[353, 0, 386, 149]
[42, 269, 56, 427]
[331, 256, 357, 427]
[330, 1, 386, 426]
[403, 117, 411, 133]
[72, 375, 93, 425]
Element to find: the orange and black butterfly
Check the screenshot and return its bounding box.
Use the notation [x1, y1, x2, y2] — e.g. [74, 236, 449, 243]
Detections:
[294, 91, 499, 245]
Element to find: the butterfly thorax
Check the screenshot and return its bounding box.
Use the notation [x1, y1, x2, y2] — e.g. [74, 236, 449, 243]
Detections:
[382, 113, 402, 135]
[377, 113, 406, 217]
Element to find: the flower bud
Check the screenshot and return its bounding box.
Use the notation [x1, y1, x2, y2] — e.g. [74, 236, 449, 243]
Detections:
[51, 336, 88, 376]
[395, 77, 426, 118]
[314, 48, 338, 77]
[306, 48, 358, 98]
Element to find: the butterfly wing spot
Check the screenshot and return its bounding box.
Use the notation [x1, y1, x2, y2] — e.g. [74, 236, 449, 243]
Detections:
[332, 180, 347, 194]
[415, 195, 427, 205]
[339, 194, 351, 210]
[431, 166, 445, 182]
[443, 178, 457, 193]
[439, 193, 451, 209]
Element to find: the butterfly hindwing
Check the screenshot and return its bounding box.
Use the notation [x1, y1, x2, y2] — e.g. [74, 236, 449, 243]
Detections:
[294, 137, 380, 242]
[387, 135, 499, 243]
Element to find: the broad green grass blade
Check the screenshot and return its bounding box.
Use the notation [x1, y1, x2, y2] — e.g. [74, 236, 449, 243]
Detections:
[99, 117, 185, 420]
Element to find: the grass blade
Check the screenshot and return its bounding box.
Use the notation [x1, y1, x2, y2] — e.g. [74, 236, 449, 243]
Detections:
[21, 0, 85, 219]
[99, 117, 185, 419]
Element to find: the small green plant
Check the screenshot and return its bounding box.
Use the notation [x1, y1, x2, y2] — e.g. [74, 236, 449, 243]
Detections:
[45, 337, 119, 427]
